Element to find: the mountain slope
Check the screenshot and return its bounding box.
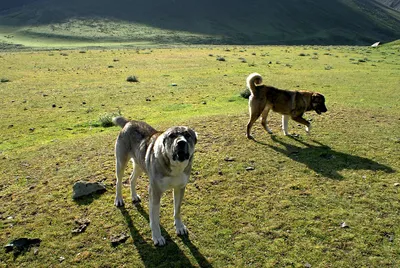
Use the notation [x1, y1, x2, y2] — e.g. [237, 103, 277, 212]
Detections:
[376, 0, 400, 10]
[0, 0, 399, 46]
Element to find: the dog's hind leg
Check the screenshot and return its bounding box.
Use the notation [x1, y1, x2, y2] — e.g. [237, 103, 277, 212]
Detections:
[261, 107, 273, 134]
[291, 116, 311, 134]
[173, 187, 188, 236]
[114, 148, 129, 207]
[282, 115, 290, 136]
[246, 98, 263, 139]
[130, 161, 143, 204]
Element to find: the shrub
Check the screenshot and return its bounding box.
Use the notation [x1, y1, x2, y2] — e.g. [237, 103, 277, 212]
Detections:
[98, 111, 121, 127]
[127, 76, 139, 82]
[240, 88, 251, 99]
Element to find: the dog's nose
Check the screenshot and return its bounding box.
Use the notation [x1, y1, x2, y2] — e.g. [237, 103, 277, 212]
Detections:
[177, 140, 187, 148]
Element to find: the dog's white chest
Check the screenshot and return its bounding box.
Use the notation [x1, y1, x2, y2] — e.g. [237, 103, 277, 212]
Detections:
[159, 173, 189, 191]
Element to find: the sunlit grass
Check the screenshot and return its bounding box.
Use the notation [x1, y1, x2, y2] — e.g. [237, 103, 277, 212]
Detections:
[0, 45, 399, 267]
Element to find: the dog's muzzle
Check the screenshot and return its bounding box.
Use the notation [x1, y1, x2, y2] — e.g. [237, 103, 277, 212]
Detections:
[315, 104, 328, 115]
[172, 140, 190, 162]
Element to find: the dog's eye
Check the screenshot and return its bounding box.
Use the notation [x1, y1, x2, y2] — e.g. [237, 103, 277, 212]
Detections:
[183, 132, 191, 139]
[169, 133, 177, 139]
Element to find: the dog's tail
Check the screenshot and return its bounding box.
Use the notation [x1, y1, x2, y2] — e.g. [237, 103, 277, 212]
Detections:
[246, 73, 263, 95]
[113, 116, 129, 128]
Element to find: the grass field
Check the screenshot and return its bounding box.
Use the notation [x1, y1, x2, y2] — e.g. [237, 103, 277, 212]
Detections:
[0, 44, 399, 267]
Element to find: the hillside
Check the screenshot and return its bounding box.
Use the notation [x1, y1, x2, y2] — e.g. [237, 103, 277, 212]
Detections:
[0, 0, 400, 47]
[376, 0, 400, 10]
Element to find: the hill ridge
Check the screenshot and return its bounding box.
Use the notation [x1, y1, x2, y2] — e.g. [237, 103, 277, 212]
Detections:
[0, 0, 399, 46]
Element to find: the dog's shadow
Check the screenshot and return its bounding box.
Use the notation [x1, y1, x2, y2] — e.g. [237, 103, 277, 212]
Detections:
[255, 135, 395, 180]
[118, 205, 212, 268]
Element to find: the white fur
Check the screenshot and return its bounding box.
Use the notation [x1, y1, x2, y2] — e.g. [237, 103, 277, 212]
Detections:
[282, 115, 289, 136]
[246, 72, 263, 95]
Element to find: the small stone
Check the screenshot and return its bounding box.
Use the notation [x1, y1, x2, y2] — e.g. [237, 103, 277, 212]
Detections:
[245, 166, 255, 171]
[110, 233, 130, 246]
[224, 157, 235, 162]
[340, 222, 349, 228]
[394, 183, 400, 187]
[72, 219, 91, 234]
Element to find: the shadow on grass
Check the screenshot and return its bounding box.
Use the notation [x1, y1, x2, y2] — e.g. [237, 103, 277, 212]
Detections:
[255, 135, 395, 180]
[119, 205, 212, 268]
[73, 192, 104, 205]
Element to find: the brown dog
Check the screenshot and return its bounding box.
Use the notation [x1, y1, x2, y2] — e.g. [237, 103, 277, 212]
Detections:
[246, 73, 327, 139]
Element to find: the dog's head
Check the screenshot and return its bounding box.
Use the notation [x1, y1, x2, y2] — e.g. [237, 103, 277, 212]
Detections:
[311, 93, 328, 115]
[163, 126, 197, 163]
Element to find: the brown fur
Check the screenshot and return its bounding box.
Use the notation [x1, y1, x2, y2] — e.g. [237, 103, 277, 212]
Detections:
[246, 73, 327, 138]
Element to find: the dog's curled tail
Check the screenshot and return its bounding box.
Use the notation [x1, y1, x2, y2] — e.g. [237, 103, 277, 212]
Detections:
[246, 72, 263, 95]
[113, 116, 129, 128]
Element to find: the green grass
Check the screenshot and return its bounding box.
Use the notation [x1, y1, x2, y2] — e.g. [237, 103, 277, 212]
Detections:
[0, 45, 399, 267]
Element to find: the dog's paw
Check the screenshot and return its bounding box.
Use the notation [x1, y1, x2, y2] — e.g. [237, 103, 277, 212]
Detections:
[175, 220, 188, 236]
[131, 194, 141, 204]
[305, 125, 311, 134]
[246, 134, 254, 140]
[153, 235, 166, 246]
[114, 196, 125, 207]
[175, 225, 188, 236]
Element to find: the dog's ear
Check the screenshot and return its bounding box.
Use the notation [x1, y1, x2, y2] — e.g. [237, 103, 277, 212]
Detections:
[312, 93, 322, 102]
[188, 129, 198, 144]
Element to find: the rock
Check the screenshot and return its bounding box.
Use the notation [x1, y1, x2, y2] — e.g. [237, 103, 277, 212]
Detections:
[340, 222, 349, 228]
[4, 238, 41, 256]
[72, 219, 91, 234]
[72, 181, 106, 199]
[110, 233, 130, 246]
[245, 166, 255, 171]
[224, 157, 235, 162]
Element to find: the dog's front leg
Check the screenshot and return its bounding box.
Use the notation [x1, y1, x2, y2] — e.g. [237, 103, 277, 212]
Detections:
[149, 185, 165, 246]
[292, 116, 311, 134]
[173, 187, 188, 236]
